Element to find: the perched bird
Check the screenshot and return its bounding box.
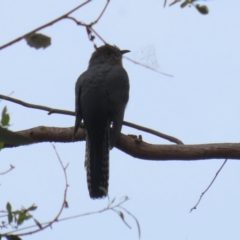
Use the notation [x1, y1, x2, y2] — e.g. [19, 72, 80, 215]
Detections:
[74, 44, 130, 199]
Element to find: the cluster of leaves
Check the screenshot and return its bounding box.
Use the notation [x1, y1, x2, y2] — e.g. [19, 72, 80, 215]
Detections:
[0, 107, 10, 150]
[0, 203, 38, 240]
[180, 0, 209, 14]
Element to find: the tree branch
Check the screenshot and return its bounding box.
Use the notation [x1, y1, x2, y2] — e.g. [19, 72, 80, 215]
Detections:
[0, 0, 106, 51]
[3, 126, 240, 161]
[0, 94, 183, 144]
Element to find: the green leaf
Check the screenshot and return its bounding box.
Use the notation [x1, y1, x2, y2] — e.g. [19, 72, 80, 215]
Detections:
[195, 4, 209, 14]
[17, 212, 27, 226]
[180, 0, 191, 8]
[34, 218, 43, 229]
[24, 32, 51, 49]
[6, 202, 13, 223]
[1, 106, 10, 127]
[6, 202, 12, 213]
[0, 127, 33, 145]
[6, 235, 22, 240]
[8, 212, 13, 224]
[28, 205, 37, 211]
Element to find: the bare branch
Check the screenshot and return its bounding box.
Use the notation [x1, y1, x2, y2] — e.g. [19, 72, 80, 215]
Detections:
[0, 165, 15, 175]
[89, 0, 110, 26]
[169, 0, 182, 6]
[2, 145, 69, 236]
[190, 159, 228, 212]
[124, 121, 183, 145]
[0, 94, 182, 144]
[0, 0, 111, 51]
[65, 16, 84, 26]
[124, 56, 173, 77]
[3, 196, 139, 237]
[0, 1, 91, 50]
[118, 205, 141, 239]
[0, 94, 73, 116]
[90, 27, 108, 44]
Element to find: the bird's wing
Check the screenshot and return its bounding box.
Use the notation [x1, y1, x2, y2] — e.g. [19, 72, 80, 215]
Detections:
[73, 71, 87, 136]
[105, 65, 130, 148]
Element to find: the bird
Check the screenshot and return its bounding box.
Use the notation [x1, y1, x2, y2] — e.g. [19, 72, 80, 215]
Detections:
[74, 44, 130, 199]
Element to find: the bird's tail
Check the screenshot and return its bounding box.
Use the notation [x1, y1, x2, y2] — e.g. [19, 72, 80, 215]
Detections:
[85, 127, 109, 199]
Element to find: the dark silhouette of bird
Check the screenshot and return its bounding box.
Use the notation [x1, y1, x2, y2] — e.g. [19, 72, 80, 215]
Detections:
[74, 44, 130, 199]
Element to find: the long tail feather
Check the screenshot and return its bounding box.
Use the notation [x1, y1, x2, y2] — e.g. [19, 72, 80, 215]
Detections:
[85, 127, 109, 199]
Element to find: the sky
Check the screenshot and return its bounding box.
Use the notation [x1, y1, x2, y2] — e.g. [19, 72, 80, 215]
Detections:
[1, 0, 240, 239]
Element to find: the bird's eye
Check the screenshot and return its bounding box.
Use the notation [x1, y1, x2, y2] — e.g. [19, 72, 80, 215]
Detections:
[106, 51, 111, 56]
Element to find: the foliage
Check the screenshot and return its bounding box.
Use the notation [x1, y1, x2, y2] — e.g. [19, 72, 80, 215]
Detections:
[0, 203, 38, 240]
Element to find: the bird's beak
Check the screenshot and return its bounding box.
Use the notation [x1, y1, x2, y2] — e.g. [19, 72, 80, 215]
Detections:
[120, 50, 130, 55]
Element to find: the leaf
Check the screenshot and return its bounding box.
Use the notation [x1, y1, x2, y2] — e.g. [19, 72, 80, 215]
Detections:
[8, 213, 13, 224]
[1, 107, 10, 127]
[6, 202, 13, 224]
[195, 4, 209, 14]
[17, 211, 31, 226]
[6, 202, 12, 213]
[0, 127, 33, 145]
[34, 218, 43, 229]
[6, 235, 22, 240]
[117, 211, 131, 229]
[17, 212, 27, 226]
[24, 32, 51, 49]
[180, 0, 190, 8]
[28, 205, 37, 211]
[119, 211, 124, 220]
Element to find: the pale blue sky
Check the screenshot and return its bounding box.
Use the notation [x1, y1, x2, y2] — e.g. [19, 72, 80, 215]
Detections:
[1, 0, 240, 239]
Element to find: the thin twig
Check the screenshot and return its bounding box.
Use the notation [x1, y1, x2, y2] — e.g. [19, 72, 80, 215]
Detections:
[0, 94, 183, 144]
[90, 26, 107, 44]
[3, 196, 139, 237]
[124, 56, 173, 77]
[124, 121, 183, 144]
[119, 205, 141, 239]
[89, 0, 110, 26]
[0, 0, 111, 51]
[2, 145, 70, 236]
[66, 0, 110, 28]
[65, 16, 84, 25]
[190, 159, 228, 212]
[0, 0, 91, 51]
[110, 209, 132, 229]
[0, 165, 15, 175]
[0, 94, 73, 116]
[169, 0, 182, 6]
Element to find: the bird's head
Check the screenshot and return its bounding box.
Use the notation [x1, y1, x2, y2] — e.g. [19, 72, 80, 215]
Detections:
[89, 44, 130, 66]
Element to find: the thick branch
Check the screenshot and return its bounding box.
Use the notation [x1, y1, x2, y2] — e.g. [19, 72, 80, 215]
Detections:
[4, 126, 240, 160]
